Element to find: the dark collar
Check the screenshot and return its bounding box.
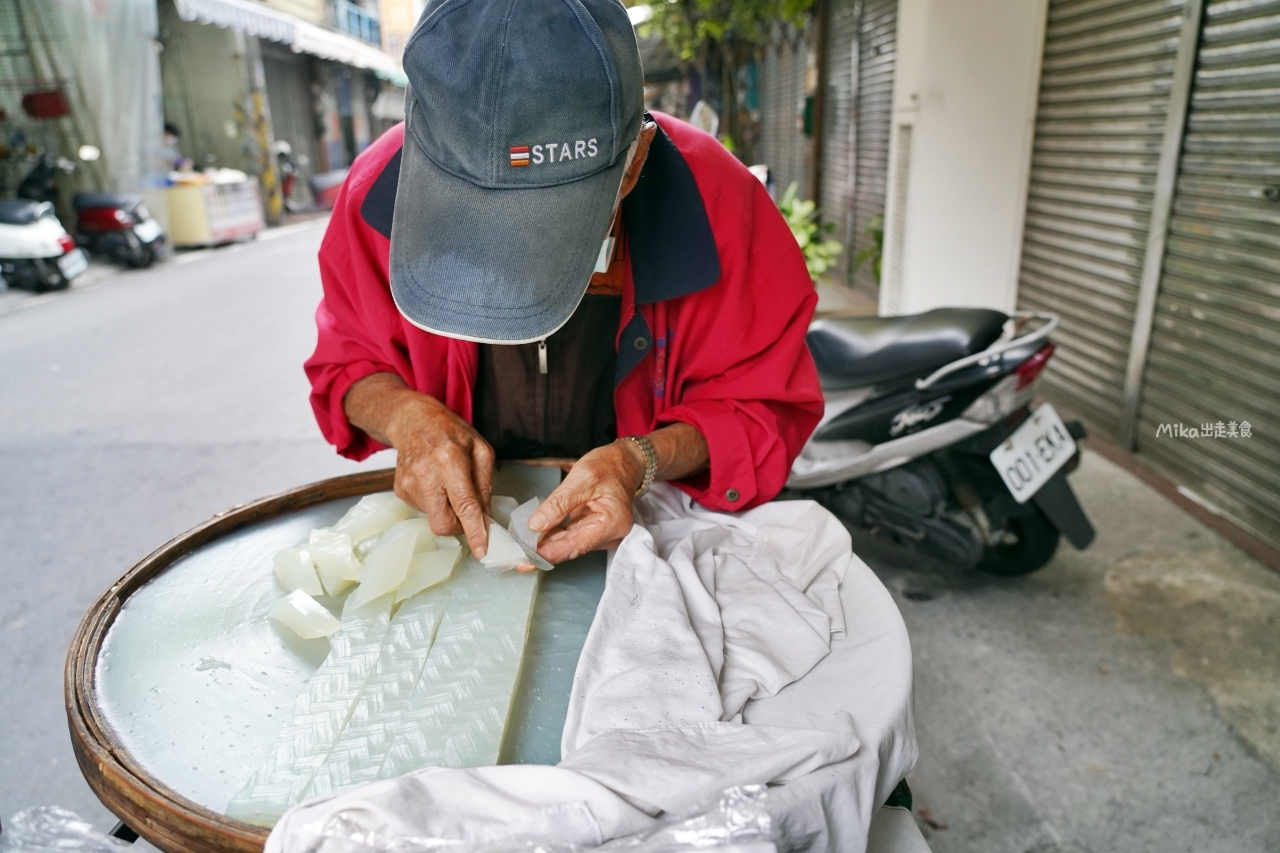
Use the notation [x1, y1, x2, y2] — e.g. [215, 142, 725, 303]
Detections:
[360, 147, 400, 239]
[363, 123, 721, 305]
[620, 123, 721, 304]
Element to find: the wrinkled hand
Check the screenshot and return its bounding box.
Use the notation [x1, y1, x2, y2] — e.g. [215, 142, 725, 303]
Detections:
[384, 394, 495, 558]
[527, 441, 644, 565]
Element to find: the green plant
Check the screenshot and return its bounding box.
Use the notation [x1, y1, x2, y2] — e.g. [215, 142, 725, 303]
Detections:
[853, 214, 884, 283]
[778, 181, 844, 281]
[638, 0, 815, 61]
[635, 0, 815, 162]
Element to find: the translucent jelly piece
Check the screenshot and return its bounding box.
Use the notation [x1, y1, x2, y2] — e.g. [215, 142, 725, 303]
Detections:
[302, 585, 452, 798]
[490, 495, 519, 528]
[382, 517, 438, 553]
[481, 523, 528, 572]
[333, 493, 419, 543]
[269, 590, 340, 640]
[224, 595, 393, 826]
[308, 529, 361, 589]
[273, 546, 323, 597]
[397, 546, 463, 602]
[378, 563, 540, 778]
[508, 498, 542, 551]
[349, 533, 414, 610]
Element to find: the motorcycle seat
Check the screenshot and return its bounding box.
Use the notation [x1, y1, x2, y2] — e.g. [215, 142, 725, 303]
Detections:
[0, 199, 54, 225]
[73, 192, 140, 211]
[808, 308, 1009, 389]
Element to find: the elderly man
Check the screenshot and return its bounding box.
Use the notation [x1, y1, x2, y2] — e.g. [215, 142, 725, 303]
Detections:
[305, 0, 822, 566]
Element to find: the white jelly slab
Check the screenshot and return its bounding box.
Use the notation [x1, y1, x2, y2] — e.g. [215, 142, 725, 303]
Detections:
[95, 465, 605, 820]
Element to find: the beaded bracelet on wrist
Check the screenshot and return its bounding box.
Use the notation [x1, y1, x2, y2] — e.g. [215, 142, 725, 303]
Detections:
[619, 435, 657, 498]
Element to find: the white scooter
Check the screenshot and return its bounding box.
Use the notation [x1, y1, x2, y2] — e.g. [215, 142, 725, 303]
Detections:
[0, 199, 89, 293]
[785, 309, 1095, 576]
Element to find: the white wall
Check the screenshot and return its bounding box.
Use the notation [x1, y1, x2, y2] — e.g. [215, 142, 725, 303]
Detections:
[879, 0, 1048, 315]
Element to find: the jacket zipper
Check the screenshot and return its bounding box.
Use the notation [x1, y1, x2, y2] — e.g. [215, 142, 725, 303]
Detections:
[538, 338, 550, 449]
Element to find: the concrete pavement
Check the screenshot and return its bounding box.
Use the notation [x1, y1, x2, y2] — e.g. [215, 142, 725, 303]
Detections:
[0, 218, 1276, 852]
[875, 450, 1280, 852]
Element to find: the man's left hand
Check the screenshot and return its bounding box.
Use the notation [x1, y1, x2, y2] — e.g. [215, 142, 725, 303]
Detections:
[527, 441, 645, 565]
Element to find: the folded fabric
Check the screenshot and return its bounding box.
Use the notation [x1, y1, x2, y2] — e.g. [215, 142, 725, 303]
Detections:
[563, 486, 853, 753]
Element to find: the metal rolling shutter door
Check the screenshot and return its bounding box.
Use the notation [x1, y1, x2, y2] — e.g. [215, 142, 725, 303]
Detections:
[849, 0, 897, 297]
[1135, 0, 1280, 548]
[783, 34, 810, 196]
[820, 0, 858, 281]
[759, 36, 788, 189]
[263, 53, 318, 173]
[1016, 0, 1188, 438]
[775, 37, 799, 194]
[759, 43, 782, 181]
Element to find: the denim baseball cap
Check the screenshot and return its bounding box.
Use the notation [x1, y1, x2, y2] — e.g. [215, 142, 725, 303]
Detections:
[390, 0, 644, 344]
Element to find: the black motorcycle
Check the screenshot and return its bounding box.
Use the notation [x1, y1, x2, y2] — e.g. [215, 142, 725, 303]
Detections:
[785, 309, 1095, 576]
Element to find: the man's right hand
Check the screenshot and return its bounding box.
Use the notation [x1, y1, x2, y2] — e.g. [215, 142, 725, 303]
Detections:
[344, 373, 494, 558]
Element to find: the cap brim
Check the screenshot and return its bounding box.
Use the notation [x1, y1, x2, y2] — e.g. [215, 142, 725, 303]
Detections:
[390, 99, 627, 344]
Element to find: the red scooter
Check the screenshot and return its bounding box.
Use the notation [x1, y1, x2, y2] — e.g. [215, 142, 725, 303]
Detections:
[73, 192, 167, 268]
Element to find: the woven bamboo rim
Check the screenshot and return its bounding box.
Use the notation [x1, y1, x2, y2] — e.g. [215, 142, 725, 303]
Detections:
[65, 469, 396, 853]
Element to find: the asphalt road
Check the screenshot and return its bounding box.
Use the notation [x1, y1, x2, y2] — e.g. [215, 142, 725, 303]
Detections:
[1, 218, 1277, 852]
[0, 220, 386, 827]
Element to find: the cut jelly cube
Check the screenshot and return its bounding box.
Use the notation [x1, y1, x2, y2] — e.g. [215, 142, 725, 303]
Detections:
[382, 517, 438, 553]
[273, 546, 323, 597]
[480, 523, 528, 571]
[308, 529, 361, 584]
[224, 595, 392, 826]
[378, 563, 539, 778]
[490, 495, 519, 527]
[348, 533, 414, 609]
[508, 499, 542, 551]
[396, 546, 463, 602]
[333, 493, 419, 543]
[269, 590, 340, 640]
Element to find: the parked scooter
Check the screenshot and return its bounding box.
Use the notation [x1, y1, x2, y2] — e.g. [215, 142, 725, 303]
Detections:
[16, 150, 75, 205]
[0, 198, 88, 292]
[73, 192, 166, 268]
[785, 309, 1095, 576]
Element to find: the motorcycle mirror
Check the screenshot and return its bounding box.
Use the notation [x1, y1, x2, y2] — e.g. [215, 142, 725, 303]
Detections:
[78, 144, 100, 161]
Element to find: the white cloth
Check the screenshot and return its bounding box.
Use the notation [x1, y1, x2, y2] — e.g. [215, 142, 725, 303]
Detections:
[267, 486, 915, 853]
[867, 808, 932, 853]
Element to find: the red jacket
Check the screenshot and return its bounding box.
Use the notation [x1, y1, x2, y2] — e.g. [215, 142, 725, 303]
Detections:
[305, 112, 822, 511]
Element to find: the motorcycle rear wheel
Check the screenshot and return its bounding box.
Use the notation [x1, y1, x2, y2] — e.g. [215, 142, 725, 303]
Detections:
[33, 273, 68, 294]
[127, 244, 155, 269]
[976, 506, 1060, 576]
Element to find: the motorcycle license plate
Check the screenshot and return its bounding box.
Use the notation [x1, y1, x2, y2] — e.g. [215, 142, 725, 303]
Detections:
[989, 404, 1076, 504]
[57, 248, 88, 279]
[134, 219, 163, 243]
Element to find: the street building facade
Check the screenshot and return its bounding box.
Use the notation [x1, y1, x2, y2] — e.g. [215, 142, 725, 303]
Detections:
[158, 0, 406, 212]
[756, 0, 1280, 552]
[0, 0, 406, 229]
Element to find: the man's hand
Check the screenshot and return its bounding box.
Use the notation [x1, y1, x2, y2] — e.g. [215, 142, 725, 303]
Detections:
[527, 423, 709, 565]
[527, 441, 644, 564]
[345, 373, 495, 558]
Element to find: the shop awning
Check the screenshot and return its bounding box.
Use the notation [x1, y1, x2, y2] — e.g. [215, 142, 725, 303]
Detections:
[172, 0, 407, 86]
[292, 21, 407, 86]
[371, 88, 406, 121]
[173, 0, 295, 44]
